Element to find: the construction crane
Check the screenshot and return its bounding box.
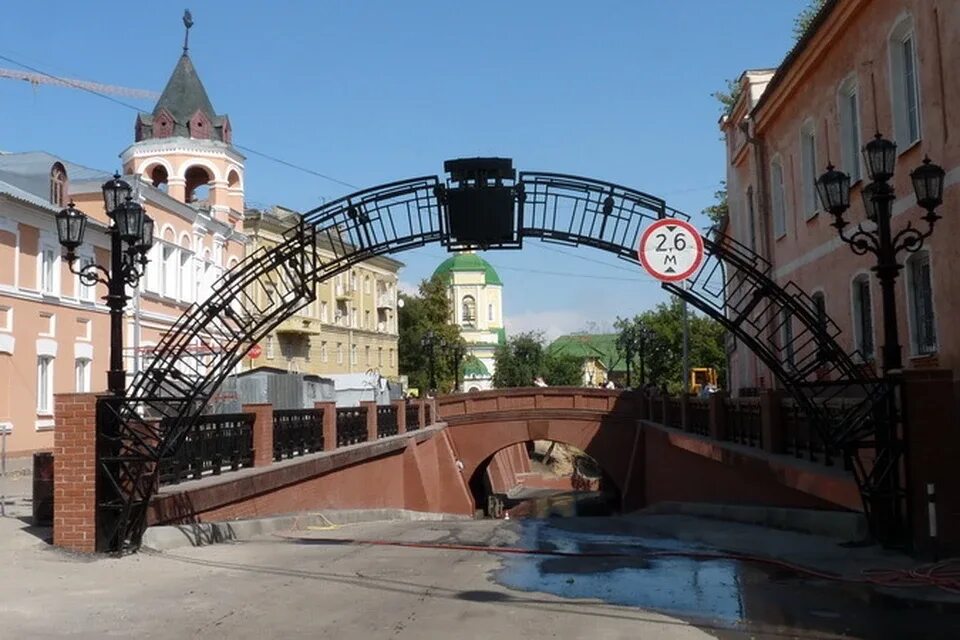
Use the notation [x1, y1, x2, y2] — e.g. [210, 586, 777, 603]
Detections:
[0, 67, 159, 100]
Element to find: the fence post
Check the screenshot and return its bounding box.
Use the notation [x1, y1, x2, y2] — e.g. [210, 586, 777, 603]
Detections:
[760, 389, 784, 454]
[315, 401, 337, 452]
[393, 399, 407, 434]
[709, 391, 727, 440]
[243, 403, 274, 468]
[662, 394, 669, 425]
[417, 399, 426, 429]
[680, 395, 690, 432]
[361, 400, 378, 441]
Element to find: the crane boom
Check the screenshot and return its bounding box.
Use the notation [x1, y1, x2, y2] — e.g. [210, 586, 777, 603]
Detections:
[0, 67, 159, 100]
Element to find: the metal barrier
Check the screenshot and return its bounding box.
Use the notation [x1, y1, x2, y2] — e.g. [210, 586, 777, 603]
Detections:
[405, 403, 420, 431]
[159, 413, 254, 485]
[336, 407, 367, 447]
[687, 398, 710, 435]
[377, 405, 398, 438]
[783, 398, 843, 467]
[273, 408, 324, 460]
[725, 398, 762, 448]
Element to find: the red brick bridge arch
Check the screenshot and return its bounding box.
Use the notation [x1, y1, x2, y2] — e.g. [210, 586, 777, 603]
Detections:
[437, 387, 646, 510]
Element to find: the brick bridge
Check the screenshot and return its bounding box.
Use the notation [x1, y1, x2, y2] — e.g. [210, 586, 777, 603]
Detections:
[53, 384, 901, 553]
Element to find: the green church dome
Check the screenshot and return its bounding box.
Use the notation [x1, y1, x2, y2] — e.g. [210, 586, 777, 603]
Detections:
[432, 252, 503, 286]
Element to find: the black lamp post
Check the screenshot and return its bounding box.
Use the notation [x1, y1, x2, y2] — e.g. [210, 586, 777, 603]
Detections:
[816, 134, 945, 547]
[56, 173, 153, 396]
[447, 340, 467, 393]
[420, 330, 445, 396]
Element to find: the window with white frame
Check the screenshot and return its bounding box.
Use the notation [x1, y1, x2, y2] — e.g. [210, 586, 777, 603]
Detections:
[40, 245, 56, 294]
[771, 157, 787, 238]
[488, 303, 494, 322]
[852, 274, 874, 360]
[889, 16, 921, 147]
[162, 244, 177, 298]
[906, 251, 936, 355]
[77, 254, 96, 302]
[337, 343, 343, 364]
[838, 77, 862, 182]
[179, 249, 193, 302]
[75, 358, 91, 392]
[37, 355, 53, 413]
[320, 341, 328, 363]
[350, 344, 357, 365]
[351, 307, 358, 328]
[800, 121, 818, 219]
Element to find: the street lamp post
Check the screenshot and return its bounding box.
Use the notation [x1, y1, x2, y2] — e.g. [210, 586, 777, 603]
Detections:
[448, 340, 467, 393]
[420, 330, 445, 396]
[816, 134, 945, 547]
[56, 173, 154, 395]
[56, 173, 153, 553]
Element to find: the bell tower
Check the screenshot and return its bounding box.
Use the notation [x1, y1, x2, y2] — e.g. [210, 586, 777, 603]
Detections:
[121, 10, 244, 225]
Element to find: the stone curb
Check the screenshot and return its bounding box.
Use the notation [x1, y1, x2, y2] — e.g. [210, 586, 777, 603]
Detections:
[640, 501, 868, 540]
[141, 509, 472, 552]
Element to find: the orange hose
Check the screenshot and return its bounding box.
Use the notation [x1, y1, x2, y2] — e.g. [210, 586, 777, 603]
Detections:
[280, 534, 960, 595]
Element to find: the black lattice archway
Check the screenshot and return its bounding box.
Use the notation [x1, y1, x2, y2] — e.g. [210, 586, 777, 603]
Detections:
[98, 158, 894, 553]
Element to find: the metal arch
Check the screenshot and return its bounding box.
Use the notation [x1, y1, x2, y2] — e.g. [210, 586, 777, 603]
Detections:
[100, 165, 892, 553]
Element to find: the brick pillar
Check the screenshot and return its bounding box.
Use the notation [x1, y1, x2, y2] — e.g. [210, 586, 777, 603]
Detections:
[53, 392, 98, 553]
[393, 399, 407, 434]
[316, 401, 337, 451]
[361, 400, 378, 441]
[418, 399, 426, 429]
[708, 391, 727, 440]
[901, 369, 960, 556]
[243, 403, 274, 468]
[760, 389, 784, 454]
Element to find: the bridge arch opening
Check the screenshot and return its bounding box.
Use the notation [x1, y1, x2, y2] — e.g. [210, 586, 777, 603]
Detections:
[101, 156, 895, 552]
[466, 439, 621, 520]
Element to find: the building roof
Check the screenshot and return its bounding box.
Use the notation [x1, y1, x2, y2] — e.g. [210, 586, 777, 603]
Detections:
[548, 333, 626, 373]
[462, 357, 490, 378]
[432, 252, 502, 286]
[0, 151, 112, 218]
[137, 53, 229, 142]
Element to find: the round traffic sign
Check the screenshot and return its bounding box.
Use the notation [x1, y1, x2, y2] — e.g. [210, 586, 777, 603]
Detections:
[638, 218, 704, 282]
[248, 343, 263, 359]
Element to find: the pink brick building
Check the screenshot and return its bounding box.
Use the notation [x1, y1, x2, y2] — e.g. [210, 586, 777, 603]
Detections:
[721, 0, 959, 395]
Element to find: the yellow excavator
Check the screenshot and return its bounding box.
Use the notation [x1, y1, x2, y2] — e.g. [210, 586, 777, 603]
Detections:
[689, 367, 718, 395]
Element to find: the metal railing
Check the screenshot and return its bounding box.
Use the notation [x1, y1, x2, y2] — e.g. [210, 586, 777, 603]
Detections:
[273, 408, 324, 460]
[405, 403, 420, 431]
[783, 398, 843, 467]
[725, 398, 762, 448]
[666, 397, 682, 429]
[377, 405, 398, 438]
[159, 413, 254, 485]
[336, 407, 367, 447]
[687, 398, 710, 435]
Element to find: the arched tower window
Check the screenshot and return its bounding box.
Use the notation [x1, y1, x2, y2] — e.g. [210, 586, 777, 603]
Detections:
[50, 162, 67, 206]
[227, 170, 241, 189]
[462, 296, 477, 328]
[184, 166, 213, 204]
[150, 165, 169, 192]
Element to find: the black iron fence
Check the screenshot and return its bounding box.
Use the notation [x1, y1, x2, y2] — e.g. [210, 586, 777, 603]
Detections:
[273, 408, 324, 460]
[377, 405, 398, 438]
[336, 407, 367, 447]
[725, 398, 762, 448]
[159, 413, 254, 485]
[405, 403, 420, 431]
[666, 397, 683, 429]
[783, 399, 843, 467]
[687, 398, 710, 435]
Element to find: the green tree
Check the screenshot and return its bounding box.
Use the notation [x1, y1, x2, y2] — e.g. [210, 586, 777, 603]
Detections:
[492, 332, 584, 388]
[615, 299, 727, 394]
[702, 181, 729, 225]
[712, 77, 742, 115]
[397, 276, 461, 393]
[794, 0, 827, 40]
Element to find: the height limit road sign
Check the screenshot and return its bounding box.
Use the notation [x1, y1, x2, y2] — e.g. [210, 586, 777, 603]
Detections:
[638, 218, 705, 282]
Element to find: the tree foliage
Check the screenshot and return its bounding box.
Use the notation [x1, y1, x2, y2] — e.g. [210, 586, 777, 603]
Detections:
[702, 181, 729, 225]
[397, 276, 461, 393]
[794, 0, 827, 41]
[615, 299, 727, 394]
[493, 332, 583, 388]
[712, 77, 742, 115]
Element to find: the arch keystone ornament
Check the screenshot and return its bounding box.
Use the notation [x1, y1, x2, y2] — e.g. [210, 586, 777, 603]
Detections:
[95, 157, 899, 553]
[638, 218, 704, 282]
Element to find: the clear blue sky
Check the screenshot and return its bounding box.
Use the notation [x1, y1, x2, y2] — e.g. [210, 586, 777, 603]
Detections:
[0, 1, 807, 340]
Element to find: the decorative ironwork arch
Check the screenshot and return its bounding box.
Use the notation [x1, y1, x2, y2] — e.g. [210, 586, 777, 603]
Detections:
[100, 160, 893, 553]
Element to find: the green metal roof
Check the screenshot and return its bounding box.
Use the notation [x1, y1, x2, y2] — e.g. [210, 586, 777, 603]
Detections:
[547, 333, 626, 372]
[495, 327, 507, 345]
[462, 357, 490, 378]
[432, 252, 502, 286]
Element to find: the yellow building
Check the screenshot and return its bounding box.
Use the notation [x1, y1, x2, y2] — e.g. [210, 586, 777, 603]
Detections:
[240, 206, 402, 378]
